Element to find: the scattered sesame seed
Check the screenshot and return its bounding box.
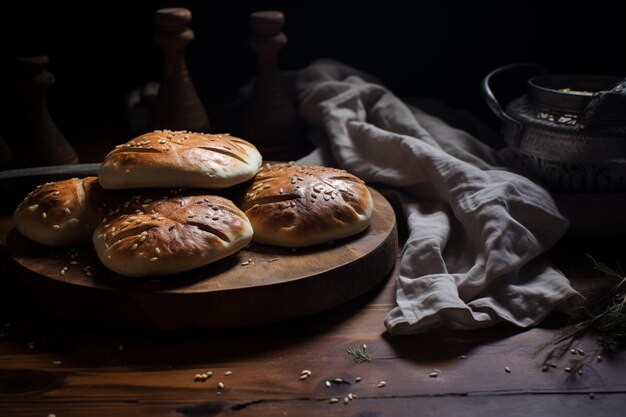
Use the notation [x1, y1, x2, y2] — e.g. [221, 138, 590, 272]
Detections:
[28, 204, 39, 212]
[348, 393, 354, 400]
[325, 381, 331, 387]
[218, 382, 224, 389]
[60, 270, 65, 275]
[64, 208, 71, 214]
[542, 365, 549, 372]
[589, 392, 595, 399]
[53, 191, 60, 195]
[564, 367, 572, 373]
[53, 361, 62, 365]
[355, 377, 361, 382]
[571, 349, 577, 354]
[505, 367, 511, 373]
[334, 378, 343, 383]
[102, 218, 107, 223]
[225, 371, 232, 376]
[150, 257, 158, 262]
[430, 372, 439, 377]
[155, 248, 161, 254]
[42, 212, 47, 219]
[300, 374, 309, 380]
[52, 224, 60, 229]
[140, 236, 147, 242]
[329, 398, 339, 404]
[597, 355, 602, 362]
[578, 369, 583, 375]
[377, 381, 386, 388]
[343, 397, 349, 404]
[241, 261, 250, 266]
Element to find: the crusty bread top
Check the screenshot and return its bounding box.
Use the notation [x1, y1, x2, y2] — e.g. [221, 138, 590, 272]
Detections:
[92, 193, 253, 277]
[98, 130, 263, 190]
[239, 162, 373, 247]
[13, 177, 116, 246]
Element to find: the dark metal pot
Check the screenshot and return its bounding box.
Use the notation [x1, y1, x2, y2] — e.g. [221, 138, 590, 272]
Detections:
[482, 63, 626, 194]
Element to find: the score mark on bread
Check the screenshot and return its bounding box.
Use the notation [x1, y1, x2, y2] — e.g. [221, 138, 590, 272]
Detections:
[240, 163, 373, 248]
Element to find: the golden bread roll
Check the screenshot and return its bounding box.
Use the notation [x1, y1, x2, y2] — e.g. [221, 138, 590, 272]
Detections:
[98, 131, 262, 190]
[239, 162, 373, 248]
[13, 177, 114, 246]
[92, 194, 253, 277]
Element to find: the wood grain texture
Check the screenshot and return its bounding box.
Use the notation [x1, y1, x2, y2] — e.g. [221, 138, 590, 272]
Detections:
[1, 214, 625, 417]
[6, 188, 397, 330]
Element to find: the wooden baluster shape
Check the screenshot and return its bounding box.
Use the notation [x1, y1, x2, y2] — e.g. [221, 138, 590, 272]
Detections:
[242, 11, 304, 161]
[13, 56, 79, 167]
[149, 7, 210, 133]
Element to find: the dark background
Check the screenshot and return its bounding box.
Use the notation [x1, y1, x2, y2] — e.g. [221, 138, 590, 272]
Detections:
[1, 0, 624, 165]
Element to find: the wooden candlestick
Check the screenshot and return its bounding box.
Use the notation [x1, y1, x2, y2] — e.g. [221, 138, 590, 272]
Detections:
[148, 7, 210, 133]
[241, 10, 306, 161]
[13, 56, 79, 167]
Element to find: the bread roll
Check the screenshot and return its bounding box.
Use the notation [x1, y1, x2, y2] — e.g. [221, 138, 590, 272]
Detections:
[240, 163, 373, 248]
[98, 131, 262, 190]
[13, 177, 115, 246]
[93, 194, 253, 277]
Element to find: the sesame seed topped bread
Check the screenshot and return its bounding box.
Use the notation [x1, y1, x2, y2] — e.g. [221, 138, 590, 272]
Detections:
[92, 194, 253, 277]
[239, 162, 373, 248]
[98, 131, 263, 190]
[13, 177, 116, 246]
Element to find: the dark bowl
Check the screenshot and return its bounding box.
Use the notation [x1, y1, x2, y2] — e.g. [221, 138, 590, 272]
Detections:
[528, 74, 622, 113]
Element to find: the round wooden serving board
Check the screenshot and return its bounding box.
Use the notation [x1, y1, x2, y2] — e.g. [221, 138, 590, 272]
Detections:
[7, 188, 397, 330]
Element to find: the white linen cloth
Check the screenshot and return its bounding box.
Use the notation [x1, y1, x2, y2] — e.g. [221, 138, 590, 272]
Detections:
[293, 60, 580, 335]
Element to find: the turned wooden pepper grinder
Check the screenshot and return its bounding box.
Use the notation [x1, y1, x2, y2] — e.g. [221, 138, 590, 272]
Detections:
[149, 7, 210, 133]
[241, 11, 304, 161]
[13, 56, 79, 167]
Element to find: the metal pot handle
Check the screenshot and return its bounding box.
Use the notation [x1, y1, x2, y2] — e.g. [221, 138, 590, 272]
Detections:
[481, 63, 547, 147]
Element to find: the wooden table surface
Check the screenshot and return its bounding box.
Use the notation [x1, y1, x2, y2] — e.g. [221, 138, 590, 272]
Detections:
[0, 214, 625, 417]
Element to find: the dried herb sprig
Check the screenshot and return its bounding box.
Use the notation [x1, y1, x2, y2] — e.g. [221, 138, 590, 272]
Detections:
[540, 256, 625, 362]
[346, 345, 373, 363]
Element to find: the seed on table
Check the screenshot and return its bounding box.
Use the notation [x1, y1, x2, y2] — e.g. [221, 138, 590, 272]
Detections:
[596, 355, 602, 362]
[301, 369, 312, 376]
[564, 367, 572, 373]
[348, 393, 354, 400]
[300, 374, 309, 380]
[355, 377, 361, 382]
[377, 381, 386, 388]
[343, 397, 349, 404]
[329, 398, 339, 404]
[194, 374, 203, 381]
[570, 349, 577, 354]
[578, 368, 583, 375]
[505, 367, 511, 373]
[334, 378, 343, 383]
[325, 380, 331, 387]
[225, 371, 232, 376]
[430, 371, 439, 378]
[542, 365, 549, 372]
[589, 392, 595, 399]
[218, 382, 225, 389]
